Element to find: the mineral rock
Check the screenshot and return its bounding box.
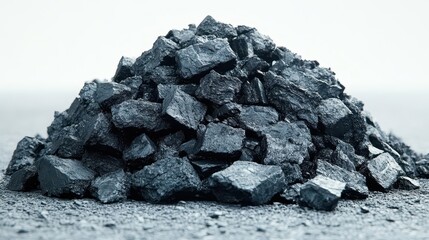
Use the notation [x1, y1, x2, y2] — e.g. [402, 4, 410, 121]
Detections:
[90, 170, 130, 203]
[176, 38, 237, 79]
[131, 157, 201, 203]
[299, 175, 346, 211]
[6, 136, 45, 175]
[38, 155, 95, 198]
[208, 161, 286, 205]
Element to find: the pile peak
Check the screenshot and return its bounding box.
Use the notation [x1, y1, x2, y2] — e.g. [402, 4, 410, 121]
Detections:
[6, 16, 426, 211]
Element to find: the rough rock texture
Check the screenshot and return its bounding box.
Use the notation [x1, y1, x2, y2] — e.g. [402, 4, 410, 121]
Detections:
[131, 157, 201, 203]
[208, 161, 286, 205]
[300, 175, 346, 211]
[363, 153, 404, 192]
[90, 170, 130, 203]
[37, 155, 95, 198]
[5, 16, 425, 210]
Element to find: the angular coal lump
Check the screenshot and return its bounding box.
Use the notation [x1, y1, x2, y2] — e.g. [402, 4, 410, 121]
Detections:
[90, 170, 130, 203]
[38, 155, 95, 198]
[6, 15, 423, 210]
[299, 175, 345, 211]
[176, 38, 237, 79]
[208, 161, 286, 205]
[131, 157, 201, 203]
[162, 88, 207, 130]
[196, 123, 245, 160]
[6, 136, 45, 175]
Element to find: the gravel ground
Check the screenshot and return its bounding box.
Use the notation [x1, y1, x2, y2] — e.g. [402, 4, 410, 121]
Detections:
[1, 172, 429, 240]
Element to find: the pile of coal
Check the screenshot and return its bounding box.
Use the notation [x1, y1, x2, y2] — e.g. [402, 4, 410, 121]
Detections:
[5, 16, 427, 210]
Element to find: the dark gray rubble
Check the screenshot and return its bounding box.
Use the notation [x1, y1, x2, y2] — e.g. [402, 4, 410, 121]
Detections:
[5, 15, 426, 211]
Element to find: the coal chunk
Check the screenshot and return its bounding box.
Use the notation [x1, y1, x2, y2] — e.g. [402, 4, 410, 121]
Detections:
[238, 105, 279, 133]
[153, 131, 186, 162]
[123, 133, 156, 166]
[190, 159, 229, 179]
[112, 56, 135, 82]
[83, 113, 124, 155]
[264, 71, 321, 128]
[162, 89, 207, 130]
[111, 99, 171, 132]
[240, 77, 268, 105]
[317, 160, 368, 199]
[195, 70, 242, 105]
[7, 166, 38, 191]
[362, 153, 404, 192]
[81, 150, 124, 176]
[157, 84, 197, 100]
[6, 136, 45, 175]
[261, 121, 312, 165]
[38, 155, 95, 198]
[133, 37, 179, 76]
[94, 81, 133, 109]
[196, 15, 237, 39]
[131, 157, 201, 203]
[230, 28, 275, 60]
[146, 65, 181, 85]
[394, 176, 420, 190]
[90, 170, 130, 203]
[166, 26, 196, 45]
[282, 163, 304, 185]
[197, 123, 245, 160]
[299, 175, 346, 211]
[279, 183, 302, 204]
[176, 38, 237, 79]
[207, 161, 286, 205]
[316, 98, 353, 137]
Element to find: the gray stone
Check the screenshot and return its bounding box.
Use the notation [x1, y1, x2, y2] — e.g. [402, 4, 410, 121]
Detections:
[162, 89, 207, 130]
[157, 84, 197, 100]
[111, 99, 171, 132]
[81, 150, 124, 176]
[38, 155, 95, 198]
[279, 183, 302, 204]
[261, 121, 312, 165]
[179, 139, 198, 156]
[94, 81, 133, 110]
[123, 133, 156, 166]
[317, 160, 368, 199]
[299, 175, 346, 211]
[145, 65, 181, 85]
[176, 38, 237, 79]
[90, 170, 130, 203]
[153, 131, 186, 162]
[119, 76, 143, 98]
[197, 123, 245, 160]
[7, 166, 38, 191]
[212, 103, 242, 120]
[195, 70, 242, 105]
[416, 158, 429, 178]
[6, 136, 45, 175]
[83, 113, 124, 155]
[395, 176, 420, 190]
[316, 98, 353, 137]
[133, 36, 179, 76]
[166, 26, 196, 45]
[363, 153, 404, 192]
[238, 105, 279, 133]
[281, 163, 304, 185]
[240, 77, 268, 105]
[239, 138, 261, 162]
[131, 157, 201, 203]
[208, 161, 286, 205]
[263, 71, 321, 128]
[112, 56, 135, 82]
[196, 15, 237, 39]
[190, 159, 229, 179]
[230, 28, 275, 60]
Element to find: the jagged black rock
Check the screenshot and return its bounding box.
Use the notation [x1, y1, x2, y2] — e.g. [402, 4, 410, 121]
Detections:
[5, 15, 427, 211]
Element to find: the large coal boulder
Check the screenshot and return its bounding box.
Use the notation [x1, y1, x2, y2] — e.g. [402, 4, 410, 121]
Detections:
[5, 15, 423, 210]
